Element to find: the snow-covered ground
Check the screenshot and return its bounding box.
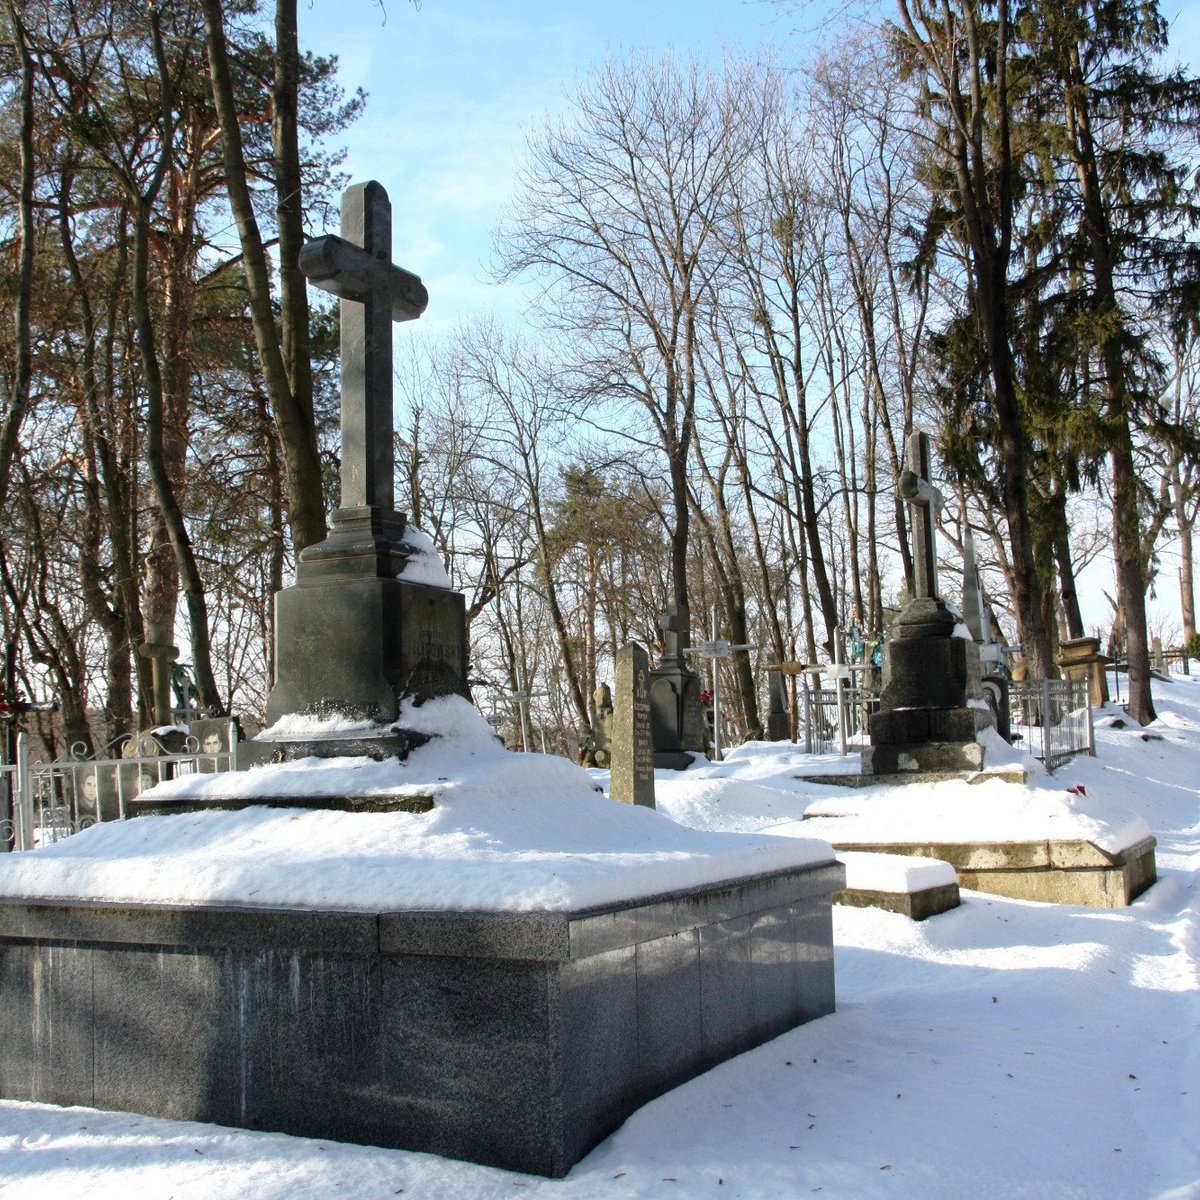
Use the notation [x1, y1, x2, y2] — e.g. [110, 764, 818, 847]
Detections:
[1, 672, 1198, 1198]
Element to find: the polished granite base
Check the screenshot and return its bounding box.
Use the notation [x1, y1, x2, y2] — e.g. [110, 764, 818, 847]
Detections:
[0, 859, 842, 1177]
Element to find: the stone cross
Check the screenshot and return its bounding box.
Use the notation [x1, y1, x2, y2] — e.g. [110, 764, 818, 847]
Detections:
[299, 181, 428, 513]
[898, 430, 942, 601]
[658, 603, 691, 663]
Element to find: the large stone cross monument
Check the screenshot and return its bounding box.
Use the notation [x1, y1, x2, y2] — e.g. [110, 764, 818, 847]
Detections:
[863, 430, 989, 775]
[255, 181, 469, 759]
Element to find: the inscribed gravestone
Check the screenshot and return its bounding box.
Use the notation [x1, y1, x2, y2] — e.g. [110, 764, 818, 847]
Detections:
[610, 643, 655, 808]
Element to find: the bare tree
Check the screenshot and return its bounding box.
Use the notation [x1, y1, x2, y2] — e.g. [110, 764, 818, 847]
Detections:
[499, 53, 751, 655]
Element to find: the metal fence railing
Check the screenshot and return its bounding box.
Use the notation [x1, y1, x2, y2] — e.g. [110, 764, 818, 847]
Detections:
[1008, 677, 1094, 771]
[3, 730, 236, 851]
[803, 679, 881, 755]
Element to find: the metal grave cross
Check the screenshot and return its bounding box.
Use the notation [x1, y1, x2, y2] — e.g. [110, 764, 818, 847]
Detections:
[683, 605, 756, 761]
[898, 430, 943, 600]
[299, 181, 428, 512]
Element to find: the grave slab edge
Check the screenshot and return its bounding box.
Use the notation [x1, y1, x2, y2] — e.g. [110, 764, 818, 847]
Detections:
[0, 859, 845, 962]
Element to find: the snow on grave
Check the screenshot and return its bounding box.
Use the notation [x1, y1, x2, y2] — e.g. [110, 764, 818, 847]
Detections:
[0, 690, 842, 1177]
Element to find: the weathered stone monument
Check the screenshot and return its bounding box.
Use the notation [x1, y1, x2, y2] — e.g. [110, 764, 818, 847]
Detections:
[248, 181, 468, 764]
[864, 431, 989, 775]
[961, 527, 1011, 742]
[582, 682, 613, 767]
[609, 643, 655, 807]
[648, 604, 707, 768]
[1057, 636, 1110, 707]
[767, 670, 791, 741]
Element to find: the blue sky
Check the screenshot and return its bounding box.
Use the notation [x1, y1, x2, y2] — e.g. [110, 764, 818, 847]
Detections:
[295, 0, 818, 335]
[295, 0, 1200, 339]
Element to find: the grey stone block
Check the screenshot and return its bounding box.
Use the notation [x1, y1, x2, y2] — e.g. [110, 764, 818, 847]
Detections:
[861, 738, 986, 774]
[0, 942, 93, 1107]
[378, 910, 571, 961]
[0, 900, 378, 956]
[92, 944, 239, 1125]
[635, 929, 703, 1093]
[567, 906, 644, 960]
[0, 858, 842, 1177]
[834, 882, 961, 920]
[267, 576, 469, 727]
[697, 915, 754, 1054]
[239, 949, 383, 1144]
[750, 907, 802, 1042]
[869, 706, 987, 747]
[558, 944, 640, 1165]
[381, 954, 561, 1175]
[793, 900, 837, 1021]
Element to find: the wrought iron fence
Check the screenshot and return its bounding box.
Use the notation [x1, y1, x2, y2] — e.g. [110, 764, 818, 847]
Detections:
[803, 679, 881, 755]
[3, 730, 236, 851]
[1008, 677, 1094, 771]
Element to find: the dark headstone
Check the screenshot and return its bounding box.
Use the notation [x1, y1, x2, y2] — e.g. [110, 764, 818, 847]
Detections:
[767, 671, 791, 742]
[648, 604, 707, 769]
[610, 643, 654, 808]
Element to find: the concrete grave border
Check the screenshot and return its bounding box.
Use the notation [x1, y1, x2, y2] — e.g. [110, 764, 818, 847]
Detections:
[827, 836, 1156, 908]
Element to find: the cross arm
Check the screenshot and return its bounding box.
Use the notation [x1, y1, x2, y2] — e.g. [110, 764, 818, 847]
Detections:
[299, 234, 429, 322]
[899, 470, 944, 515]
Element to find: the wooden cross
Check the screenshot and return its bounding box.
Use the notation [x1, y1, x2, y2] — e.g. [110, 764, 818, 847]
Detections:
[299, 181, 428, 513]
[898, 430, 942, 601]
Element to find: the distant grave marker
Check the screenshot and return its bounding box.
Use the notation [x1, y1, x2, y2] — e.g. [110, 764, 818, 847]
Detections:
[864, 430, 990, 775]
[610, 643, 655, 808]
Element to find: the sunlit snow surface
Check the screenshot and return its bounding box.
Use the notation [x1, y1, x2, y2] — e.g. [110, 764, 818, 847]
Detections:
[0, 697, 832, 912]
[2, 676, 1199, 1197]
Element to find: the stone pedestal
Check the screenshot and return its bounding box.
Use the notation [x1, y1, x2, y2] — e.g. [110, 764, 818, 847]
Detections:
[863, 597, 990, 775]
[823, 834, 1156, 908]
[0, 859, 842, 1177]
[252, 506, 469, 765]
[1057, 636, 1109, 708]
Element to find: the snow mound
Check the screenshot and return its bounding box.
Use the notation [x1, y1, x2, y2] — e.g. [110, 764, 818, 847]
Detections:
[0, 700, 834, 912]
[400, 524, 453, 588]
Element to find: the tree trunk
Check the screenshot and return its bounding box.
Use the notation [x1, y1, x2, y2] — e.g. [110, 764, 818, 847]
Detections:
[1064, 40, 1154, 722]
[202, 0, 325, 553]
[0, 0, 35, 513]
[1176, 471, 1196, 646]
[272, 0, 322, 524]
[130, 8, 223, 716]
